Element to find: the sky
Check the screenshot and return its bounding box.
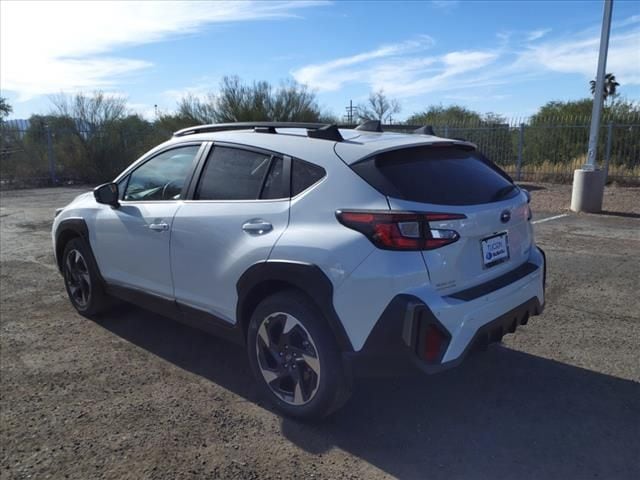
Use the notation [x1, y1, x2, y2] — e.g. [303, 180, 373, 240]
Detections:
[1, 0, 639, 121]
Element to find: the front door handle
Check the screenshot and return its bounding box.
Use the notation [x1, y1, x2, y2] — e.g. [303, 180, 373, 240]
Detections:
[148, 222, 169, 232]
[242, 220, 273, 235]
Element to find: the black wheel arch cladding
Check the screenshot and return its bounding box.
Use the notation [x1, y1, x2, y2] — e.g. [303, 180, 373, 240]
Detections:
[55, 218, 90, 272]
[237, 261, 354, 352]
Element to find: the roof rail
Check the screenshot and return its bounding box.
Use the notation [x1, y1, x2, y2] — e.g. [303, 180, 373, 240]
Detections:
[355, 119, 383, 132]
[413, 125, 436, 135]
[173, 122, 343, 141]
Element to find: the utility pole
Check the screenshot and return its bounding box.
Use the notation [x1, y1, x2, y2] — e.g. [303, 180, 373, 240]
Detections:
[571, 0, 613, 213]
[345, 100, 357, 125]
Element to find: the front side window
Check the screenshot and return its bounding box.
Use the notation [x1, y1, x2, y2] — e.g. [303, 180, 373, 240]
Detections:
[195, 147, 284, 200]
[124, 145, 200, 201]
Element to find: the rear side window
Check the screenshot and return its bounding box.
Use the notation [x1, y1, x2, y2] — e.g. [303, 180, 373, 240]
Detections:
[351, 147, 517, 205]
[196, 146, 282, 200]
[261, 157, 286, 199]
[292, 159, 325, 196]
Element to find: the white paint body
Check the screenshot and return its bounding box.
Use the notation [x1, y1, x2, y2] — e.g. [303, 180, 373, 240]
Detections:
[53, 127, 545, 365]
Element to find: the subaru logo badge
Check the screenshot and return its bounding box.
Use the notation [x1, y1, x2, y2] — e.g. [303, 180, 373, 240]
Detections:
[500, 210, 511, 223]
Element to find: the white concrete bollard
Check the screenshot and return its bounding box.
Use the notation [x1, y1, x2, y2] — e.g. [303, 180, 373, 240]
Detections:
[570, 168, 605, 213]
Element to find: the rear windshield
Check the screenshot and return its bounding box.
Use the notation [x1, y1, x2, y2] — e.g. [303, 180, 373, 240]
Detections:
[351, 146, 517, 206]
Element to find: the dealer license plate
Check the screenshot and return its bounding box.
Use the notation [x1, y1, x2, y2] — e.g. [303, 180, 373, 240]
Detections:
[481, 233, 509, 267]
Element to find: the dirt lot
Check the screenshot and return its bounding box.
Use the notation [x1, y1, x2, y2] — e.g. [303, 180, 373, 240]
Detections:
[1, 185, 639, 480]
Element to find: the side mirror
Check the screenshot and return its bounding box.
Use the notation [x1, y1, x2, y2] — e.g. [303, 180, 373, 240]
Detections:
[94, 182, 119, 208]
[521, 188, 531, 204]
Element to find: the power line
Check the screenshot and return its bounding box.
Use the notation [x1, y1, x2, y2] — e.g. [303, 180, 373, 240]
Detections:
[344, 100, 358, 124]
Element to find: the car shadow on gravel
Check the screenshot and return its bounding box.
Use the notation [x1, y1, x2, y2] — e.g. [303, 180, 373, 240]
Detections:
[598, 210, 640, 219]
[97, 305, 640, 480]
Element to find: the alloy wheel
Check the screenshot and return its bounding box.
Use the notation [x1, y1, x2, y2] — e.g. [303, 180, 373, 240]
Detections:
[255, 312, 321, 406]
[64, 249, 91, 308]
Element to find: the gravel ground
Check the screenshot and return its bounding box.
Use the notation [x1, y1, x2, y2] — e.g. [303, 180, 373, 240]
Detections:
[1, 186, 639, 480]
[519, 182, 640, 215]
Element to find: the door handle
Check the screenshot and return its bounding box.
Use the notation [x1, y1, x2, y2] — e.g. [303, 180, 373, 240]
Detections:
[148, 222, 169, 232]
[242, 220, 273, 235]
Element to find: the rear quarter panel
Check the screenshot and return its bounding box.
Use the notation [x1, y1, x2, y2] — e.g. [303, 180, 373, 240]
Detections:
[268, 154, 387, 289]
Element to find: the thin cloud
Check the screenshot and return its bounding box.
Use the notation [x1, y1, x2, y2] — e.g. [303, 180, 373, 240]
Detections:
[0, 1, 327, 100]
[616, 15, 640, 28]
[431, 1, 459, 11]
[292, 36, 436, 91]
[163, 77, 221, 104]
[520, 30, 640, 85]
[527, 28, 552, 41]
[292, 14, 640, 102]
[292, 38, 498, 98]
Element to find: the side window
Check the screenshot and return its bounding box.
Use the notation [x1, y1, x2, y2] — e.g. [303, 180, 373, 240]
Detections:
[195, 147, 276, 200]
[117, 175, 130, 200]
[124, 145, 200, 201]
[261, 157, 285, 199]
[291, 159, 325, 196]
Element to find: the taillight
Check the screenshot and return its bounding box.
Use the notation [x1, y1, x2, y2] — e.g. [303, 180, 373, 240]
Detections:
[335, 210, 466, 251]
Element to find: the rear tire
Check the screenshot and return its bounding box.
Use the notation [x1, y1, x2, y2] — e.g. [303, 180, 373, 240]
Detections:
[62, 237, 112, 317]
[247, 290, 352, 420]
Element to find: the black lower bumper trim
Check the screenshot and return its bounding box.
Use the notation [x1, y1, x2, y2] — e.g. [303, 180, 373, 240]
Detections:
[448, 262, 539, 301]
[425, 296, 542, 374]
[345, 295, 542, 377]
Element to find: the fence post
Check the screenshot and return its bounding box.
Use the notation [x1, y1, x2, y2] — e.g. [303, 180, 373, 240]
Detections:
[45, 124, 57, 185]
[444, 125, 449, 138]
[604, 121, 613, 183]
[516, 123, 524, 181]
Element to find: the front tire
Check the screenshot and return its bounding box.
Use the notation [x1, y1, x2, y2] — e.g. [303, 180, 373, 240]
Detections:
[62, 237, 112, 317]
[247, 290, 352, 420]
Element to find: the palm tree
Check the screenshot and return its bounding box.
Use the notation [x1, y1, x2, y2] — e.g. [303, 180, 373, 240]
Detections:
[590, 73, 620, 103]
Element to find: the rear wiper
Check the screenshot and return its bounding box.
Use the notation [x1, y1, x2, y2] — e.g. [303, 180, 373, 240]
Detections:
[492, 184, 518, 201]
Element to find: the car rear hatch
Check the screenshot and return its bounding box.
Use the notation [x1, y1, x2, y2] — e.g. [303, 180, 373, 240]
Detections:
[349, 145, 533, 296]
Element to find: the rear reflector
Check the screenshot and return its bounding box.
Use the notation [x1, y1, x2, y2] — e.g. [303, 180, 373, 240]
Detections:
[336, 210, 466, 251]
[424, 324, 445, 362]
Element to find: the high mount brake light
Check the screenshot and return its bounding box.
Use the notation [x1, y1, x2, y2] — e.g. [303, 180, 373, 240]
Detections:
[335, 210, 466, 251]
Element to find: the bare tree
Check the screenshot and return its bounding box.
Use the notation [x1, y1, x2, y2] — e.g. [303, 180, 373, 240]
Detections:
[357, 90, 401, 123]
[170, 76, 325, 124]
[51, 91, 127, 130]
[271, 80, 322, 122]
[215, 76, 272, 122]
[176, 93, 217, 124]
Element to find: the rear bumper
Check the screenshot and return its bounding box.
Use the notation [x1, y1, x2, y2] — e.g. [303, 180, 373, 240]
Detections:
[345, 246, 546, 376]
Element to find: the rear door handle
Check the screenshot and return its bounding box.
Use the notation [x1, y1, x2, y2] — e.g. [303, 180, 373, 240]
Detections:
[148, 222, 169, 232]
[242, 220, 273, 235]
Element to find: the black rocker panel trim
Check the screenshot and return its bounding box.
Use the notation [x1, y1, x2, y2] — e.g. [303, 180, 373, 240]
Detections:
[105, 284, 245, 345]
[236, 260, 354, 352]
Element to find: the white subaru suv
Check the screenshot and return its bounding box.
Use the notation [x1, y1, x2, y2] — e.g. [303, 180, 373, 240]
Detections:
[53, 121, 546, 419]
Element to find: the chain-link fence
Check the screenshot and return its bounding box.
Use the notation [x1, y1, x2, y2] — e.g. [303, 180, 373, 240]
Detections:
[1, 122, 171, 188]
[383, 117, 640, 184]
[1, 117, 639, 189]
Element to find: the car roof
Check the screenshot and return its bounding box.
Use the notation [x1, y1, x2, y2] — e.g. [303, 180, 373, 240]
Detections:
[168, 127, 474, 165]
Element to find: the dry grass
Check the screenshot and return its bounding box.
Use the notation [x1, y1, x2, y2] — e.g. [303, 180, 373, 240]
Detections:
[503, 155, 640, 185]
